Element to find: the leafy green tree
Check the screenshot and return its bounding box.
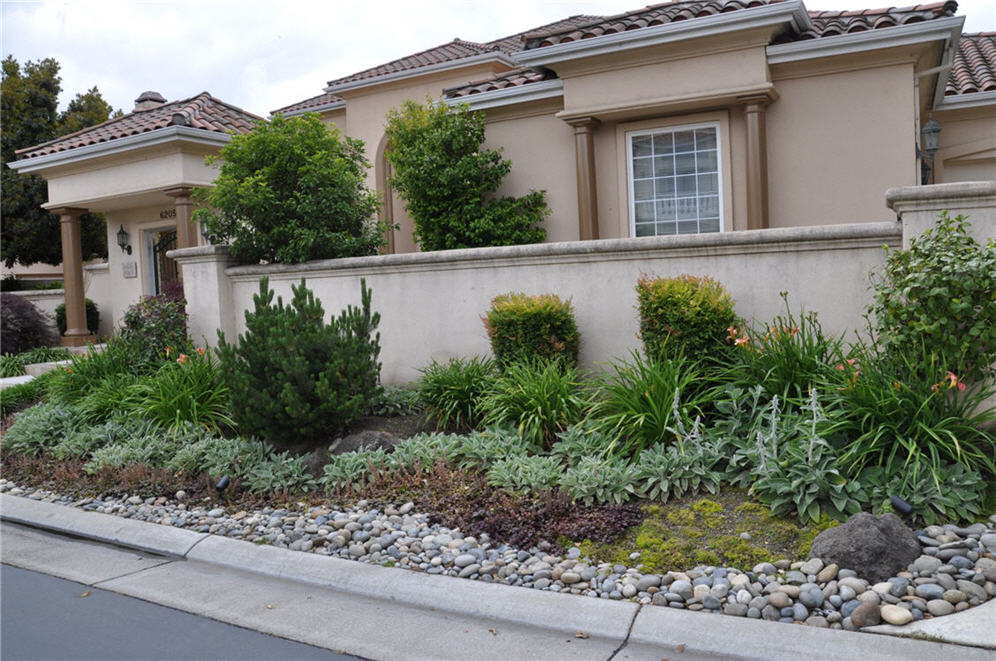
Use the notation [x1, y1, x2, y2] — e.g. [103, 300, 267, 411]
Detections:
[384, 98, 547, 251]
[1, 57, 115, 267]
[194, 113, 384, 264]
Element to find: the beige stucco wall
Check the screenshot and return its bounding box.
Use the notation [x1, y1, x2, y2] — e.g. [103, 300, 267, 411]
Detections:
[933, 103, 996, 183]
[43, 146, 220, 211]
[767, 62, 916, 227]
[175, 223, 900, 385]
[484, 103, 579, 243]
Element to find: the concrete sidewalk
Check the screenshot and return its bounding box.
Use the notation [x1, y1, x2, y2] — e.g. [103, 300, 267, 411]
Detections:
[2, 494, 993, 661]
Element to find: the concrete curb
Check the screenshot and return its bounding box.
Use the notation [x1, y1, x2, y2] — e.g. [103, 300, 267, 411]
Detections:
[2, 494, 993, 660]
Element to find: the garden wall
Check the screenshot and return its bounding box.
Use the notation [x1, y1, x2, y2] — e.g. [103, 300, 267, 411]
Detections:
[174, 222, 901, 385]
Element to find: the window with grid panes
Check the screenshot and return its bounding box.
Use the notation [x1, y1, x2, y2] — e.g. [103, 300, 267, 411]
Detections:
[628, 124, 721, 236]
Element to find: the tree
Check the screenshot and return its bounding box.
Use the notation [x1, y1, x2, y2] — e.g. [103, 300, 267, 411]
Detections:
[383, 98, 547, 251]
[1, 56, 116, 267]
[194, 113, 385, 264]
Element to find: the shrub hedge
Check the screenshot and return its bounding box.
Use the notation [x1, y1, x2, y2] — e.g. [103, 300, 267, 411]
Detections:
[484, 292, 580, 367]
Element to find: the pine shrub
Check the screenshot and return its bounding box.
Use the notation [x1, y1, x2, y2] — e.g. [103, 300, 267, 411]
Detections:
[54, 298, 100, 337]
[217, 277, 382, 448]
[484, 292, 580, 367]
[1, 293, 57, 354]
[636, 274, 737, 363]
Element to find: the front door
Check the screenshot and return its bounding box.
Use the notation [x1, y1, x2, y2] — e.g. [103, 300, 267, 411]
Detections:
[150, 229, 178, 295]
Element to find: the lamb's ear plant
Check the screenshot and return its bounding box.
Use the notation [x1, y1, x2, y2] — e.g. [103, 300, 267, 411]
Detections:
[243, 452, 318, 494]
[451, 426, 534, 470]
[388, 433, 463, 471]
[322, 447, 391, 492]
[1, 401, 84, 456]
[559, 455, 639, 505]
[487, 455, 562, 493]
[550, 421, 613, 465]
[632, 415, 723, 503]
[859, 463, 985, 526]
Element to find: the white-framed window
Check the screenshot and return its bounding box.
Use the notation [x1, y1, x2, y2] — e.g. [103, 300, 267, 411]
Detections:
[627, 122, 723, 237]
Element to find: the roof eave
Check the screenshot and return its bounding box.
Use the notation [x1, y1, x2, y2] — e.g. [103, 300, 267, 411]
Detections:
[444, 79, 564, 111]
[272, 99, 347, 119]
[766, 15, 965, 65]
[324, 52, 519, 95]
[10, 126, 232, 175]
[937, 89, 996, 111]
[514, 0, 812, 67]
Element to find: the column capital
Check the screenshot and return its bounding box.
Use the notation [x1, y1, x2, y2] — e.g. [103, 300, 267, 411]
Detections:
[738, 93, 774, 110]
[163, 186, 194, 200]
[49, 207, 88, 219]
[565, 116, 600, 132]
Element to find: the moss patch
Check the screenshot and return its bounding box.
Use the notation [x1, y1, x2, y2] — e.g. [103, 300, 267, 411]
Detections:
[569, 489, 835, 573]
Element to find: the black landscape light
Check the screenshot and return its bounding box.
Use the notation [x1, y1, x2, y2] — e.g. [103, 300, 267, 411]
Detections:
[891, 495, 914, 517]
[216, 475, 230, 495]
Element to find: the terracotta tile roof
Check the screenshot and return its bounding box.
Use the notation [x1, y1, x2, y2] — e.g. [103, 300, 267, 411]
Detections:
[271, 91, 345, 117]
[523, 0, 788, 48]
[17, 92, 262, 159]
[791, 0, 959, 41]
[946, 33, 996, 95]
[522, 0, 959, 49]
[324, 15, 600, 90]
[444, 67, 558, 98]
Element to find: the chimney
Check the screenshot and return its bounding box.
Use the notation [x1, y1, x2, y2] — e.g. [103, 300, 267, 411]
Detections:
[134, 90, 167, 112]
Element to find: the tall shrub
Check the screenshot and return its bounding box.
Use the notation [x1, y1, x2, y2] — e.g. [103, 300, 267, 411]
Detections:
[194, 113, 384, 264]
[484, 292, 580, 367]
[384, 98, 547, 251]
[868, 211, 996, 381]
[216, 277, 382, 448]
[636, 274, 737, 364]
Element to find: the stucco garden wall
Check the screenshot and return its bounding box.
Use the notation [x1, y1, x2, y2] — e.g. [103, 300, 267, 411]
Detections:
[173, 222, 901, 385]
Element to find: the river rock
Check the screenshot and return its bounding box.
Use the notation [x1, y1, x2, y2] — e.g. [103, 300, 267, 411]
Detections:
[809, 513, 920, 583]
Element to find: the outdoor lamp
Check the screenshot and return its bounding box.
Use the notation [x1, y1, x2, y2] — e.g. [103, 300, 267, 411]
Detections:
[116, 225, 132, 255]
[921, 116, 941, 157]
[918, 116, 942, 185]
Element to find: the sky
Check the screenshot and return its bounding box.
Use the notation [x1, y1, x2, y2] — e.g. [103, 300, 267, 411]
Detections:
[2, 0, 994, 119]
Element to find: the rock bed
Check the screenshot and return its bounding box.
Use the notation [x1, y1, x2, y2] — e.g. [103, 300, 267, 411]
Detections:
[3, 479, 994, 630]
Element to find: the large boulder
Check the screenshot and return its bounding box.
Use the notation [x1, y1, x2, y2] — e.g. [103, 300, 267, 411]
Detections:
[809, 513, 920, 583]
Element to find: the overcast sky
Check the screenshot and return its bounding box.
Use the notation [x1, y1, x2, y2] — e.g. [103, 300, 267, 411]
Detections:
[3, 0, 994, 119]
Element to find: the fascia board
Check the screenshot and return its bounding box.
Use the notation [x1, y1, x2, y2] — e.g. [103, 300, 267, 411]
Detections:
[11, 126, 231, 174]
[324, 53, 519, 95]
[937, 89, 996, 110]
[443, 79, 564, 111]
[274, 100, 347, 119]
[766, 16, 964, 64]
[930, 22, 963, 110]
[514, 1, 810, 67]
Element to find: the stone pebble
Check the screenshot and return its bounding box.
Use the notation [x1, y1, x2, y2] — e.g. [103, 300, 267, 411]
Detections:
[1, 478, 994, 633]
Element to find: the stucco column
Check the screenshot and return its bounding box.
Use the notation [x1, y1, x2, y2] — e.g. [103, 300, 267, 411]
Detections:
[51, 207, 95, 347]
[740, 96, 770, 230]
[566, 117, 600, 241]
[164, 187, 196, 249]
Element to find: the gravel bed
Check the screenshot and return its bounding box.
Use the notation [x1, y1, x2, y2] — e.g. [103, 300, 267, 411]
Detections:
[3, 478, 994, 630]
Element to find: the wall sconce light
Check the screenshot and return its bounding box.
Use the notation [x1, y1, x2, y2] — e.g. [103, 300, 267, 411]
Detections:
[917, 116, 942, 185]
[116, 225, 132, 255]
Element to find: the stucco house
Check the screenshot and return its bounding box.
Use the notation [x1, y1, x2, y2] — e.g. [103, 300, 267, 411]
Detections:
[8, 0, 995, 347]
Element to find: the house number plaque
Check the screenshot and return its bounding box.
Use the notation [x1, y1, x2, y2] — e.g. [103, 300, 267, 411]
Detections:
[159, 208, 176, 219]
[122, 261, 138, 278]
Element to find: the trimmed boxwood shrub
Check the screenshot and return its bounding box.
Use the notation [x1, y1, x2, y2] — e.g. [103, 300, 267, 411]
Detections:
[55, 298, 99, 336]
[217, 277, 382, 448]
[1, 293, 57, 354]
[636, 274, 736, 363]
[484, 292, 580, 367]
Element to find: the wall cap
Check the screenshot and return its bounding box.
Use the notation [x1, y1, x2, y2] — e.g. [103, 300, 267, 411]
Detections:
[219, 223, 900, 278]
[886, 181, 996, 212]
[168, 244, 231, 264]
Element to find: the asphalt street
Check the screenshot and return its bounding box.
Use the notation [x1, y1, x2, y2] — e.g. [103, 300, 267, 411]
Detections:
[0, 564, 361, 661]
